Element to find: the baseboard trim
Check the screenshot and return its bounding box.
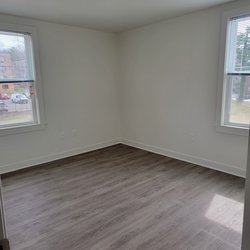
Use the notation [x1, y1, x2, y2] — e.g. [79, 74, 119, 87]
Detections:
[0, 138, 121, 174]
[122, 139, 246, 178]
[1, 137, 245, 178]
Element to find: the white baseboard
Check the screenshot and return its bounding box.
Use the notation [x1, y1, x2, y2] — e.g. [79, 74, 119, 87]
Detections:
[1, 137, 245, 178]
[122, 139, 246, 178]
[0, 138, 121, 174]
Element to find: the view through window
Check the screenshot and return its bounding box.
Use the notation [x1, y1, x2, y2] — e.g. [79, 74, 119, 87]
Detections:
[225, 15, 250, 127]
[0, 30, 38, 128]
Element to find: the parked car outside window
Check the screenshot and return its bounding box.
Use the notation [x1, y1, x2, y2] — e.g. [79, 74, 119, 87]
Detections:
[12, 94, 29, 104]
[0, 93, 10, 100]
[11, 93, 19, 102]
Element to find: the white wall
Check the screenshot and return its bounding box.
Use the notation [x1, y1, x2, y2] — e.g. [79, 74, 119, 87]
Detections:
[119, 0, 250, 177]
[0, 14, 121, 173]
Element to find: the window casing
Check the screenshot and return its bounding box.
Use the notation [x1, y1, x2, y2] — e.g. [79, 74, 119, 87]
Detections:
[0, 23, 45, 136]
[217, 6, 250, 136]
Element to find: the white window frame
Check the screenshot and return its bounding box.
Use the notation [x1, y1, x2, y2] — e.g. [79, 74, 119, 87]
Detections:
[0, 23, 45, 136]
[217, 6, 250, 137]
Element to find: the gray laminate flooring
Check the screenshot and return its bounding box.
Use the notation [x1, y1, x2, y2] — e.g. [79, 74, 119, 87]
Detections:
[2, 144, 245, 250]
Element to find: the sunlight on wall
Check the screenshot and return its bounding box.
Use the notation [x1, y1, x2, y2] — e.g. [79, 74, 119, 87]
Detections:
[205, 194, 244, 233]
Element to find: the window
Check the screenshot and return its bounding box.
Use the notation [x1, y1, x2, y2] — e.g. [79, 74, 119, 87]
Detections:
[217, 7, 250, 136]
[0, 24, 44, 135]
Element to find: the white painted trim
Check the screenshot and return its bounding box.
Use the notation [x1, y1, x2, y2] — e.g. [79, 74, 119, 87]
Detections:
[0, 178, 7, 240]
[0, 138, 121, 174]
[122, 139, 246, 178]
[0, 23, 46, 137]
[216, 5, 250, 136]
[1, 138, 245, 178]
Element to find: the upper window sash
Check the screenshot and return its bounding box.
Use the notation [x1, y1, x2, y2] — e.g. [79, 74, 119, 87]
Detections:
[226, 16, 250, 75]
[0, 31, 35, 83]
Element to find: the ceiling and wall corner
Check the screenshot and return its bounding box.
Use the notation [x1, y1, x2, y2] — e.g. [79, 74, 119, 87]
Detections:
[0, 0, 235, 32]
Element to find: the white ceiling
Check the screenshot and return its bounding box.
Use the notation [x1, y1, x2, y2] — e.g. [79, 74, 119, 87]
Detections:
[0, 0, 235, 32]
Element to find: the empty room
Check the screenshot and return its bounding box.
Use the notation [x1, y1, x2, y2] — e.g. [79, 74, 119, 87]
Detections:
[1, 0, 250, 249]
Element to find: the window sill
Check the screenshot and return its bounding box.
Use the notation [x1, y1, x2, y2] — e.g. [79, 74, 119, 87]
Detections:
[216, 124, 249, 136]
[0, 122, 46, 137]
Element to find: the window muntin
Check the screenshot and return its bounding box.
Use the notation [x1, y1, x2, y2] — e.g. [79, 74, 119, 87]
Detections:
[223, 15, 250, 129]
[0, 30, 39, 129]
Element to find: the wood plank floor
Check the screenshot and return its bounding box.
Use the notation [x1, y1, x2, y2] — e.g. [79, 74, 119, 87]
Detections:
[2, 144, 245, 250]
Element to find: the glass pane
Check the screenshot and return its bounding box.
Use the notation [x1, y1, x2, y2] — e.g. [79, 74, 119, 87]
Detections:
[228, 75, 250, 125]
[0, 31, 34, 81]
[0, 82, 34, 127]
[234, 16, 250, 72]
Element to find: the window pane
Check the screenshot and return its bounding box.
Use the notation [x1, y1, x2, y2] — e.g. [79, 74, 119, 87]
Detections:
[234, 16, 250, 72]
[227, 75, 250, 125]
[0, 82, 34, 127]
[0, 31, 34, 81]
